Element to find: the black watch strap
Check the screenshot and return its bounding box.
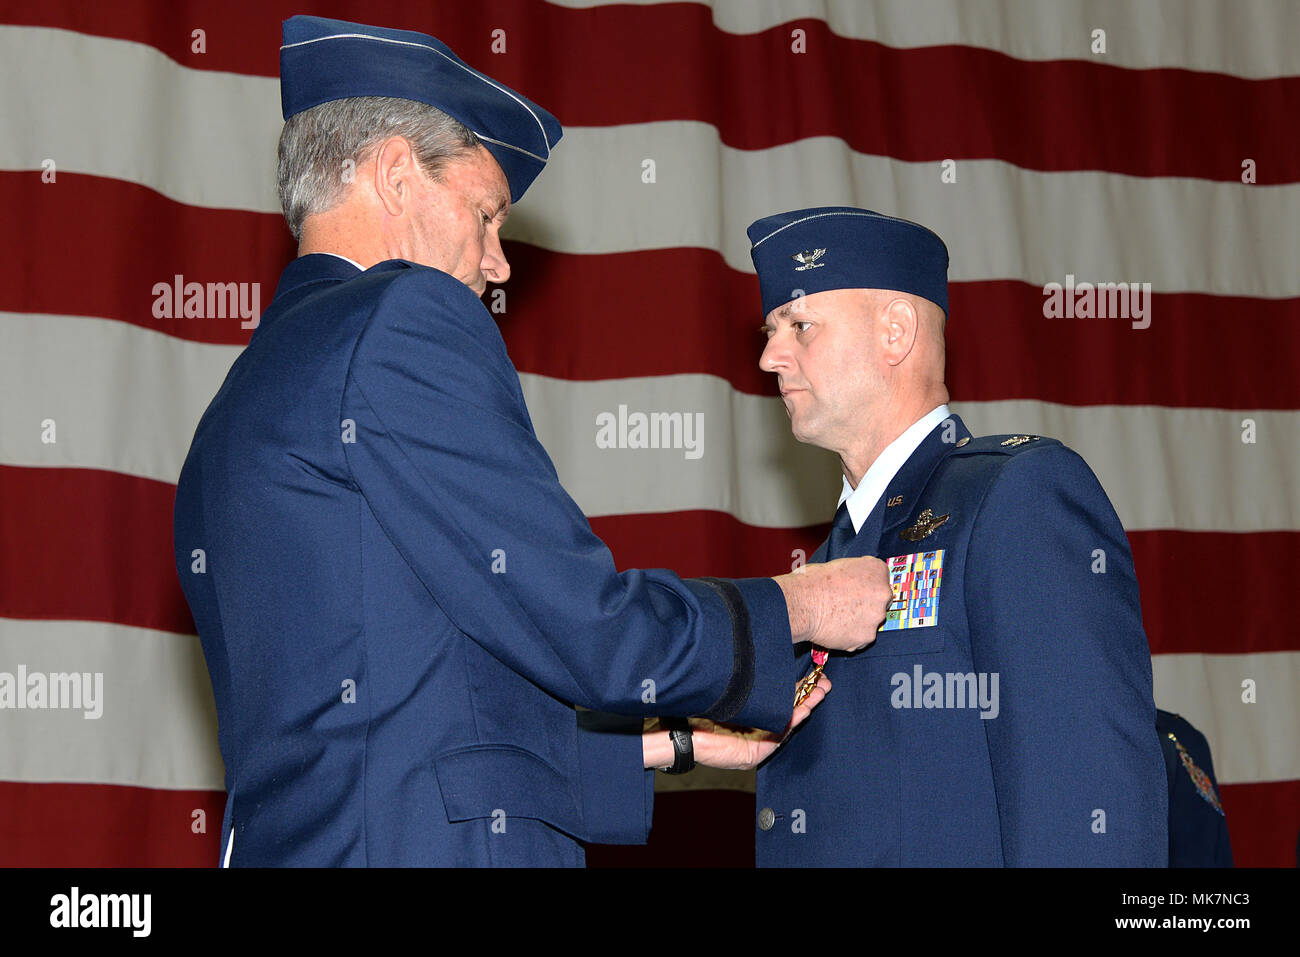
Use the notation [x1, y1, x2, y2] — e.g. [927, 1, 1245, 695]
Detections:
[659, 718, 695, 774]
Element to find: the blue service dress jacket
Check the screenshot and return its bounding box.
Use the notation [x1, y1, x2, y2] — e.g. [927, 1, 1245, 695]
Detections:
[173, 254, 794, 866]
[755, 415, 1168, 866]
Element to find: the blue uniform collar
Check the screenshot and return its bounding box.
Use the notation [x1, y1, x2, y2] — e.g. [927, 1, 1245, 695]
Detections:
[842, 413, 974, 555]
[253, 254, 375, 339]
[271, 253, 365, 301]
[877, 412, 973, 542]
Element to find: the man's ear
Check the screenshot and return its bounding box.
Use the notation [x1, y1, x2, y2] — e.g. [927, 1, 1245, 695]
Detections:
[880, 296, 920, 367]
[371, 135, 418, 218]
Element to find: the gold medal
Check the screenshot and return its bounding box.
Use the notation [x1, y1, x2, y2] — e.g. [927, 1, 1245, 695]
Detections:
[793, 648, 829, 706]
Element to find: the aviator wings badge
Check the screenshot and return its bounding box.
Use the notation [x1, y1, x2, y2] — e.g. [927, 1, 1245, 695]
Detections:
[792, 249, 826, 271]
[900, 508, 950, 542]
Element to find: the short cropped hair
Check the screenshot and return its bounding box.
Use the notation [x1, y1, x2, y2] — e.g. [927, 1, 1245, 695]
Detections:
[276, 96, 481, 241]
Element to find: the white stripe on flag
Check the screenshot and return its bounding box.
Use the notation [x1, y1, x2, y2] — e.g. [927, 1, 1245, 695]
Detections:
[0, 312, 242, 485]
[0, 616, 223, 790]
[1, 27, 1296, 297]
[1152, 651, 1300, 786]
[524, 377, 1300, 532]
[548, 0, 1300, 79]
[1, 614, 1291, 788]
[3, 311, 1297, 532]
[518, 123, 1299, 297]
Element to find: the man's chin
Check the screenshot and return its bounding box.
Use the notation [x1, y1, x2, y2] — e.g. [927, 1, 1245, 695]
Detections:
[788, 413, 833, 449]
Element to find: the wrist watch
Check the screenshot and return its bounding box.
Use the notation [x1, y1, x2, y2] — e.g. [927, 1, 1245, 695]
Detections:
[658, 717, 695, 774]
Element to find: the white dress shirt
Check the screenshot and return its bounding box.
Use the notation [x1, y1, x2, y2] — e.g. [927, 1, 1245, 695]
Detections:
[837, 404, 951, 533]
[318, 251, 364, 271]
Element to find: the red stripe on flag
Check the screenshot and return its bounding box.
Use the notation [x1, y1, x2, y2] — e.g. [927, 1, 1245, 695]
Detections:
[1219, 779, 1300, 867]
[502, 244, 1300, 410]
[0, 466, 194, 636]
[5, 465, 1297, 657]
[0, 1, 1293, 181]
[587, 789, 758, 868]
[4, 174, 1299, 409]
[1131, 531, 1299, 656]
[0, 172, 292, 345]
[1, 775, 1287, 867]
[0, 781, 223, 867]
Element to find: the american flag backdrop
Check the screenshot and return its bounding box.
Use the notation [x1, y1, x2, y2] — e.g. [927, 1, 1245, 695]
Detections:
[0, 0, 1297, 868]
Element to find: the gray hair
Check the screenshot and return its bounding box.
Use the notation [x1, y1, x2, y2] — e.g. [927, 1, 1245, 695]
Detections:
[276, 96, 482, 242]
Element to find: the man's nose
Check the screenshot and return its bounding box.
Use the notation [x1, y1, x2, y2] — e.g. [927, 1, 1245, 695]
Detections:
[482, 230, 511, 284]
[759, 334, 787, 373]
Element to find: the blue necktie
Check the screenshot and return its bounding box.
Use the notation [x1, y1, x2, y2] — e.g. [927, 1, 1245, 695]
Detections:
[825, 502, 857, 561]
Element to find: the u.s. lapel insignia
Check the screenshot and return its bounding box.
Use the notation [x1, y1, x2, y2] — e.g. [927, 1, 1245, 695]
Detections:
[1168, 733, 1225, 815]
[792, 249, 826, 271]
[886, 495, 904, 508]
[900, 508, 950, 542]
[1000, 435, 1039, 447]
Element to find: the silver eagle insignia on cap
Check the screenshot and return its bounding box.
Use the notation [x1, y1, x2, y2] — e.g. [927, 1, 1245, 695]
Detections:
[792, 249, 826, 271]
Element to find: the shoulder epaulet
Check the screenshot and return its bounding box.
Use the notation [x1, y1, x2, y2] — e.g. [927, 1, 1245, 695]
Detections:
[949, 433, 1064, 457]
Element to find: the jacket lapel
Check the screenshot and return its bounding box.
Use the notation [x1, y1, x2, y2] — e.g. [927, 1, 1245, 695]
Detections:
[877, 414, 972, 548]
[833, 413, 973, 560]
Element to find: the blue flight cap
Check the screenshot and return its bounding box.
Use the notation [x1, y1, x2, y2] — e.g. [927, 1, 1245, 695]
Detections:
[747, 206, 949, 318]
[280, 15, 562, 203]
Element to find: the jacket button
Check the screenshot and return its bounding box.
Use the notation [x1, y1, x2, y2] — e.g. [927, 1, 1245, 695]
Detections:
[757, 807, 776, 831]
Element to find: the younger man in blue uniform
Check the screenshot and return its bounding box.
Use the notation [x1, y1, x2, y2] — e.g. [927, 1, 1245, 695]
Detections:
[742, 207, 1168, 866]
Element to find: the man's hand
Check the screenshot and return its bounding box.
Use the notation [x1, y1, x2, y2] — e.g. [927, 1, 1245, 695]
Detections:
[691, 673, 832, 770]
[774, 556, 892, 652]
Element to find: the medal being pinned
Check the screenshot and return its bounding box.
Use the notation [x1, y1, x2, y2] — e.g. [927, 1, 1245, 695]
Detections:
[794, 647, 829, 707]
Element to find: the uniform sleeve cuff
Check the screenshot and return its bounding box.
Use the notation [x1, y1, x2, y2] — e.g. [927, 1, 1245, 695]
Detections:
[714, 576, 796, 734]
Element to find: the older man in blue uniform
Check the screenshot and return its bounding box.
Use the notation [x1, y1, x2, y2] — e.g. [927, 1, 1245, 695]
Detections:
[746, 206, 1168, 866]
[172, 22, 883, 867]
